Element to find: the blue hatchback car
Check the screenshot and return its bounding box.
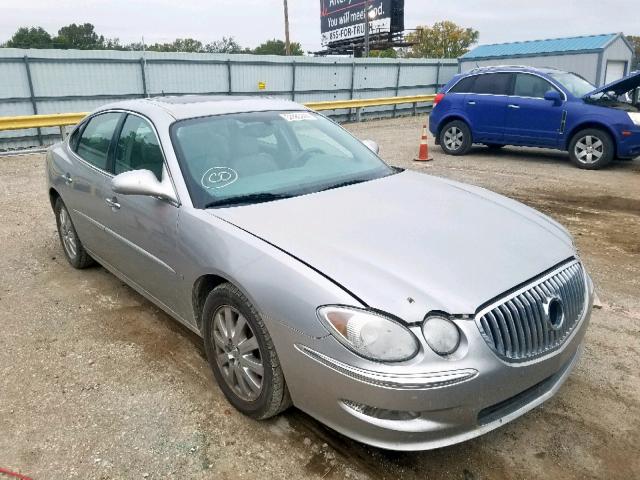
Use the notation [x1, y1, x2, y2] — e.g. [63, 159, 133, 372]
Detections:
[429, 66, 640, 169]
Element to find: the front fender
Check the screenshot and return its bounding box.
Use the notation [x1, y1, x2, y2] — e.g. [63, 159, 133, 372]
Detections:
[176, 208, 364, 339]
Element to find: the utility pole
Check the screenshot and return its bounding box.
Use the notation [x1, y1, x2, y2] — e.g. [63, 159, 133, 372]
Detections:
[283, 0, 291, 55]
[363, 0, 370, 57]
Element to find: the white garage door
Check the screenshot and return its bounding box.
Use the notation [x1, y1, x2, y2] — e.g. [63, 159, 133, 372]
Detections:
[604, 61, 626, 85]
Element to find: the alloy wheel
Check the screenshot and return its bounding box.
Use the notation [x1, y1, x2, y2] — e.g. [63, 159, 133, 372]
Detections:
[212, 305, 264, 402]
[59, 206, 77, 258]
[574, 135, 604, 165]
[444, 126, 464, 151]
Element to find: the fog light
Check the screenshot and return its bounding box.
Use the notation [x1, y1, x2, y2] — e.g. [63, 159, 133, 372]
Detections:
[342, 400, 420, 421]
[422, 315, 460, 356]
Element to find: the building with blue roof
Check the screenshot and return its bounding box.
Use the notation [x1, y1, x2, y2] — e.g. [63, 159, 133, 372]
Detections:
[459, 33, 633, 86]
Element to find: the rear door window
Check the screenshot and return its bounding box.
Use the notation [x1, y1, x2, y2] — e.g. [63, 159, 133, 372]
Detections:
[514, 74, 558, 98]
[75, 112, 121, 171]
[472, 73, 514, 95]
[114, 114, 164, 181]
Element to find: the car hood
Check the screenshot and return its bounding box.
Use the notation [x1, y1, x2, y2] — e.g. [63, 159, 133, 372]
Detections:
[584, 70, 640, 98]
[211, 171, 575, 324]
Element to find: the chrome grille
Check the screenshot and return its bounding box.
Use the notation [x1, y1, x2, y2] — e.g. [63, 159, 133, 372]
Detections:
[476, 261, 587, 361]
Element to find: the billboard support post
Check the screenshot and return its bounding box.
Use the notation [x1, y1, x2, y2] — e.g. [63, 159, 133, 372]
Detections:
[364, 1, 370, 57]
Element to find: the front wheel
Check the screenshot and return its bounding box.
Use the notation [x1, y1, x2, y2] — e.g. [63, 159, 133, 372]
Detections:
[202, 283, 291, 420]
[439, 120, 472, 156]
[568, 129, 614, 170]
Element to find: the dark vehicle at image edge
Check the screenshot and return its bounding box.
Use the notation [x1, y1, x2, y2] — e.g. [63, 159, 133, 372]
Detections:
[429, 66, 640, 169]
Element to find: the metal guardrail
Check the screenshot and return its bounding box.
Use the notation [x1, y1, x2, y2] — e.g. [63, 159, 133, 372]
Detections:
[0, 94, 436, 133]
[0, 112, 88, 131]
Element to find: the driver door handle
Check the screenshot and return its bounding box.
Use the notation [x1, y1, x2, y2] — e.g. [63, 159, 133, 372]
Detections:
[508, 104, 520, 109]
[105, 197, 121, 210]
[467, 100, 476, 105]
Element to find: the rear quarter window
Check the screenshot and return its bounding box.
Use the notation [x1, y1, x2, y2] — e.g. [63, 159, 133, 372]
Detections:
[449, 75, 476, 93]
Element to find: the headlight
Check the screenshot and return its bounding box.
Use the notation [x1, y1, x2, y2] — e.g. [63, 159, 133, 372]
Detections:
[628, 112, 640, 126]
[422, 315, 460, 356]
[317, 306, 419, 362]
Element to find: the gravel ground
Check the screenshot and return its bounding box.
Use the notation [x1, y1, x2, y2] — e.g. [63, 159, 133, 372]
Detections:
[1, 115, 639, 479]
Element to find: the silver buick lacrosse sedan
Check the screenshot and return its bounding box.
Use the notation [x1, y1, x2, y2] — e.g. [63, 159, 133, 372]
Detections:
[46, 96, 593, 450]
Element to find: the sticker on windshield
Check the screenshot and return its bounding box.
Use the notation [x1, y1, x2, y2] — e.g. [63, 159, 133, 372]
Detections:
[279, 112, 317, 122]
[201, 167, 238, 189]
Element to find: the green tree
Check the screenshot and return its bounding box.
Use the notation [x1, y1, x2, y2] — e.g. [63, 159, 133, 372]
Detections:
[205, 36, 243, 54]
[404, 21, 479, 58]
[369, 48, 398, 58]
[54, 23, 105, 49]
[146, 38, 205, 53]
[253, 39, 303, 56]
[627, 35, 640, 69]
[3, 26, 53, 48]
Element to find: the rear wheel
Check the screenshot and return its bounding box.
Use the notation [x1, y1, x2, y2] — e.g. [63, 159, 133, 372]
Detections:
[568, 129, 614, 170]
[54, 198, 94, 269]
[202, 283, 291, 420]
[439, 120, 472, 156]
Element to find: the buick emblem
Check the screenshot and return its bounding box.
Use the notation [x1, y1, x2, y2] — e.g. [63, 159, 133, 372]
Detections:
[543, 295, 565, 331]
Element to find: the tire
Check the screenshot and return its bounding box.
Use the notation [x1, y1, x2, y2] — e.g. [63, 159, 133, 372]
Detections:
[54, 198, 94, 269]
[439, 120, 472, 155]
[484, 143, 505, 150]
[202, 283, 291, 420]
[568, 128, 614, 170]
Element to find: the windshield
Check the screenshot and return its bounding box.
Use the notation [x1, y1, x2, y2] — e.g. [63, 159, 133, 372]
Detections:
[549, 72, 595, 98]
[171, 111, 395, 208]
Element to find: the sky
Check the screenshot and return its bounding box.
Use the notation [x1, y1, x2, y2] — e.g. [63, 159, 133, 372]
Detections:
[0, 0, 637, 53]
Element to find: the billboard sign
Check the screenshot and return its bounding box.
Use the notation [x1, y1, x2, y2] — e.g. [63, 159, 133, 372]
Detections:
[320, 0, 400, 47]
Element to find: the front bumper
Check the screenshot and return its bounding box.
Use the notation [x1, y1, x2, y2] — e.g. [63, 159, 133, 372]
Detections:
[617, 127, 640, 158]
[270, 288, 592, 451]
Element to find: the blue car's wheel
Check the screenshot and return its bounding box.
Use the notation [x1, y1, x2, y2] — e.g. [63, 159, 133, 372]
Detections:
[569, 129, 614, 170]
[440, 120, 472, 156]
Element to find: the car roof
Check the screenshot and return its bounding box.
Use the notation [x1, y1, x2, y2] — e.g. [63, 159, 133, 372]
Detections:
[95, 95, 307, 121]
[463, 65, 566, 75]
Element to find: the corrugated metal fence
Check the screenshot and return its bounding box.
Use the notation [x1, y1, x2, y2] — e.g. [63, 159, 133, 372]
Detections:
[0, 48, 458, 150]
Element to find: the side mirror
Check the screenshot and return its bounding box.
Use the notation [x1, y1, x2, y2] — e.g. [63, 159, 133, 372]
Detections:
[362, 139, 380, 154]
[111, 169, 177, 203]
[544, 90, 563, 106]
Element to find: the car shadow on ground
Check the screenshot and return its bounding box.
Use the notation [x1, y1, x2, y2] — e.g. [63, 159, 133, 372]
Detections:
[88, 262, 504, 478]
[465, 145, 639, 171]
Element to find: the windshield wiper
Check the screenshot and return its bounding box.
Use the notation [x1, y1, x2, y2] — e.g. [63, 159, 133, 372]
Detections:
[204, 192, 293, 209]
[319, 178, 368, 192]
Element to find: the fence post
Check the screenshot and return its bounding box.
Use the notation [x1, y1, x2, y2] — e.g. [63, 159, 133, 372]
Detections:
[392, 61, 401, 118]
[291, 60, 296, 102]
[435, 62, 442, 91]
[23, 55, 43, 146]
[413, 102, 417, 116]
[356, 107, 362, 122]
[139, 57, 148, 98]
[227, 59, 233, 95]
[349, 60, 356, 122]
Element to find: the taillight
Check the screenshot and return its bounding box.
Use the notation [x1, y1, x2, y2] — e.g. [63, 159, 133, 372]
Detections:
[434, 93, 445, 105]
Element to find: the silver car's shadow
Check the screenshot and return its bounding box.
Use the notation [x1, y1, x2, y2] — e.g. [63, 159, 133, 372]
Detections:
[284, 407, 511, 478]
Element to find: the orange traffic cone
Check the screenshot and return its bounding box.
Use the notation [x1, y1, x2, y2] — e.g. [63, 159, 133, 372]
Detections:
[414, 124, 433, 162]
